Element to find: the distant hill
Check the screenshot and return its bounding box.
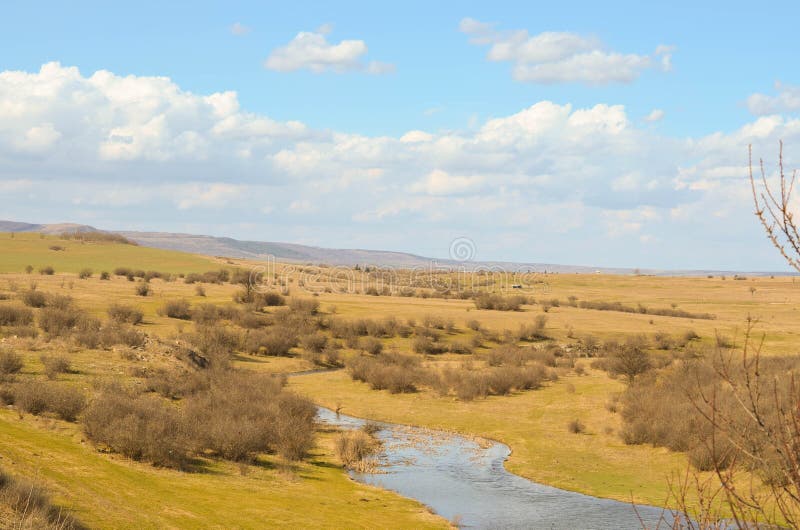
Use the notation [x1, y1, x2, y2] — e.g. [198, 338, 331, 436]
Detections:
[0, 220, 788, 276]
[0, 221, 96, 235]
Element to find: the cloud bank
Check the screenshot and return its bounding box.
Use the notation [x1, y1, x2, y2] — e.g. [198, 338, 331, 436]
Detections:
[459, 18, 673, 84]
[0, 62, 796, 270]
[265, 26, 394, 74]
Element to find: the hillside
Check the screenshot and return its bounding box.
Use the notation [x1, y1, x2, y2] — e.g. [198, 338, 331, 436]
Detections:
[0, 220, 788, 275]
[0, 232, 219, 274]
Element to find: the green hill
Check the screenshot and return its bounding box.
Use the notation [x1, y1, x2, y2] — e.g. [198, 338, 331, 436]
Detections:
[0, 232, 219, 274]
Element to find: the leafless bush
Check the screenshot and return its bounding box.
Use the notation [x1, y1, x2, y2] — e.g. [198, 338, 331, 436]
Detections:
[40, 355, 71, 379]
[83, 384, 190, 468]
[577, 299, 714, 320]
[474, 293, 527, 311]
[158, 299, 191, 319]
[412, 335, 447, 354]
[134, 282, 150, 296]
[243, 327, 296, 356]
[61, 230, 136, 245]
[0, 348, 23, 377]
[39, 266, 55, 275]
[0, 304, 34, 326]
[14, 380, 85, 421]
[107, 303, 144, 325]
[567, 419, 586, 434]
[300, 331, 328, 353]
[78, 268, 92, 279]
[289, 298, 319, 314]
[0, 468, 83, 529]
[359, 336, 383, 355]
[335, 430, 380, 471]
[347, 352, 423, 394]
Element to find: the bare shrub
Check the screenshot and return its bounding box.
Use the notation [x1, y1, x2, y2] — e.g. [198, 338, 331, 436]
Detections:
[474, 293, 527, 311]
[78, 268, 93, 279]
[300, 331, 328, 353]
[412, 335, 447, 354]
[243, 328, 296, 356]
[83, 384, 190, 468]
[158, 299, 192, 320]
[134, 282, 150, 296]
[190, 303, 221, 325]
[335, 430, 379, 470]
[0, 348, 23, 376]
[20, 289, 47, 308]
[182, 371, 315, 461]
[39, 266, 55, 275]
[567, 419, 586, 434]
[14, 380, 85, 421]
[0, 304, 34, 326]
[189, 324, 241, 360]
[606, 336, 652, 383]
[0, 468, 83, 529]
[359, 336, 383, 355]
[289, 298, 319, 314]
[40, 355, 71, 379]
[107, 303, 144, 325]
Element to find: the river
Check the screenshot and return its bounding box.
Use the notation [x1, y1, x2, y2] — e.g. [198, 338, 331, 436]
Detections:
[317, 406, 673, 529]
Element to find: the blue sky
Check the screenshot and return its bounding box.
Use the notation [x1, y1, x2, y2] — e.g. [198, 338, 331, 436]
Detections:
[1, 1, 800, 270]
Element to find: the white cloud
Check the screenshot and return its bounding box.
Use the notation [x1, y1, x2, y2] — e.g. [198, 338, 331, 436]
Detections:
[230, 22, 251, 36]
[400, 130, 433, 143]
[265, 28, 393, 74]
[15, 123, 61, 152]
[176, 183, 246, 209]
[1, 62, 799, 270]
[747, 82, 800, 115]
[644, 109, 665, 122]
[410, 169, 486, 196]
[459, 18, 673, 84]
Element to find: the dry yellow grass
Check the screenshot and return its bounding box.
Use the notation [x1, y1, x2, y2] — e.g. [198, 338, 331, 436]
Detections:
[0, 235, 796, 523]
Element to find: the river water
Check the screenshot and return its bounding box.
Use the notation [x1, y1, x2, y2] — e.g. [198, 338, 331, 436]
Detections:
[317, 407, 672, 529]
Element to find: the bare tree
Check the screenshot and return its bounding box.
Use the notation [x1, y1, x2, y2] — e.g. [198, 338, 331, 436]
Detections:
[641, 144, 800, 528]
[750, 141, 800, 272]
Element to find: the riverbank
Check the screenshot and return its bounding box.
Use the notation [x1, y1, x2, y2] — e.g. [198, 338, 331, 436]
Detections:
[289, 368, 692, 510]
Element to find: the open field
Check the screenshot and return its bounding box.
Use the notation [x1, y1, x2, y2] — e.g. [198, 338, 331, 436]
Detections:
[0, 411, 445, 529]
[0, 234, 797, 525]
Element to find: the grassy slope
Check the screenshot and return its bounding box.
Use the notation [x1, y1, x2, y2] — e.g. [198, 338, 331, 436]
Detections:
[1, 236, 796, 522]
[0, 236, 447, 528]
[0, 412, 445, 529]
[0, 232, 218, 274]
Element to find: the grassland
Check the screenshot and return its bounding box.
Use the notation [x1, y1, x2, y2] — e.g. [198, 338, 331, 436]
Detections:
[0, 232, 218, 274]
[0, 411, 445, 529]
[0, 233, 796, 526]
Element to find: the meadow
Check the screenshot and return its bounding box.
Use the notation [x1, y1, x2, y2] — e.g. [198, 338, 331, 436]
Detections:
[0, 231, 797, 527]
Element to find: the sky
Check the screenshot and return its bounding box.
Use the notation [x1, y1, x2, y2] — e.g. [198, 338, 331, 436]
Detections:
[2, 1, 800, 271]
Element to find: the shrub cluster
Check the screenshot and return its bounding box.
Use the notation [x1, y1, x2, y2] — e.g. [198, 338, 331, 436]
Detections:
[158, 299, 192, 320]
[0, 304, 34, 326]
[346, 351, 556, 400]
[577, 300, 715, 320]
[334, 429, 380, 471]
[83, 370, 316, 468]
[13, 380, 86, 421]
[61, 230, 136, 245]
[107, 303, 144, 325]
[474, 293, 528, 311]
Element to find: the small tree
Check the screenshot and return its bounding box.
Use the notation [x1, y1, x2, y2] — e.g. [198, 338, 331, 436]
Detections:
[610, 337, 651, 383]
